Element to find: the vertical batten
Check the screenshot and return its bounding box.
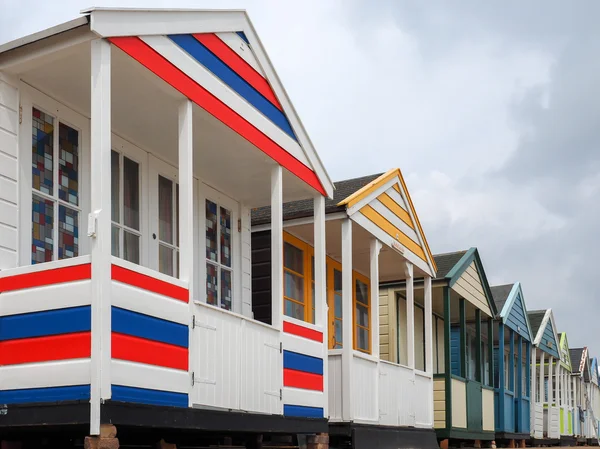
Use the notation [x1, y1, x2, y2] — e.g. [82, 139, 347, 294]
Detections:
[341, 218, 353, 421]
[539, 352, 545, 405]
[498, 323, 505, 429]
[89, 38, 112, 436]
[549, 356, 554, 406]
[532, 346, 537, 432]
[424, 275, 433, 375]
[370, 239, 381, 358]
[270, 165, 283, 330]
[555, 356, 560, 408]
[313, 195, 327, 417]
[405, 261, 414, 369]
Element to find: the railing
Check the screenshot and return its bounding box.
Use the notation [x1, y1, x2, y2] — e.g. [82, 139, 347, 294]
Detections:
[352, 352, 378, 422]
[533, 402, 544, 438]
[328, 351, 343, 421]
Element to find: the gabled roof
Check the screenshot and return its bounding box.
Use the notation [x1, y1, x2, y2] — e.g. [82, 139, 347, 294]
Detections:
[528, 310, 545, 337]
[570, 348, 585, 375]
[433, 248, 497, 318]
[490, 284, 513, 313]
[491, 282, 532, 341]
[570, 347, 591, 381]
[558, 332, 573, 371]
[529, 309, 560, 358]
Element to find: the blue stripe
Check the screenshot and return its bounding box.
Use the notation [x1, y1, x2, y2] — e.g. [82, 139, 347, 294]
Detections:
[283, 350, 323, 375]
[236, 31, 250, 45]
[283, 404, 324, 418]
[168, 34, 296, 140]
[0, 306, 91, 341]
[111, 307, 188, 348]
[112, 385, 188, 408]
[0, 385, 90, 404]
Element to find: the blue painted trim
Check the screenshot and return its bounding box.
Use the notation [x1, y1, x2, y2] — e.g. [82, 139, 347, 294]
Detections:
[0, 306, 91, 341]
[283, 404, 324, 418]
[0, 385, 90, 404]
[236, 31, 250, 45]
[111, 307, 188, 348]
[500, 282, 533, 341]
[283, 350, 323, 375]
[111, 385, 188, 408]
[168, 34, 296, 140]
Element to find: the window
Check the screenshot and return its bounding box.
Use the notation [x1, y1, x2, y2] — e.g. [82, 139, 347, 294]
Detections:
[111, 150, 141, 264]
[158, 176, 179, 277]
[353, 272, 370, 353]
[328, 260, 343, 349]
[206, 199, 233, 311]
[31, 107, 81, 264]
[283, 232, 313, 322]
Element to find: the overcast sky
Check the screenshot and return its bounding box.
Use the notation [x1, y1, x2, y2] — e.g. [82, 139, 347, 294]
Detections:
[2, 1, 598, 357]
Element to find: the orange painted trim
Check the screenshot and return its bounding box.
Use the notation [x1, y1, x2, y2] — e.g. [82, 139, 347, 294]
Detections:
[377, 192, 414, 229]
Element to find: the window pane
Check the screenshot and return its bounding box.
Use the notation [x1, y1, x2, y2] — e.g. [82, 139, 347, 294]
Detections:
[206, 200, 218, 262]
[356, 303, 369, 327]
[284, 271, 304, 302]
[220, 206, 232, 267]
[357, 327, 369, 351]
[334, 293, 343, 319]
[206, 263, 218, 305]
[111, 151, 120, 223]
[334, 268, 342, 293]
[58, 122, 79, 206]
[221, 269, 232, 311]
[32, 194, 54, 264]
[284, 242, 304, 274]
[285, 299, 304, 320]
[355, 279, 369, 305]
[123, 157, 139, 230]
[334, 319, 343, 348]
[123, 231, 140, 264]
[159, 244, 174, 276]
[158, 175, 173, 244]
[32, 108, 54, 195]
[111, 225, 120, 257]
[58, 205, 78, 259]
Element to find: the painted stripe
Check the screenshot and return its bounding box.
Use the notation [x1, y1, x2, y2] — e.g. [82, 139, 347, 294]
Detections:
[0, 359, 91, 390]
[112, 307, 188, 348]
[283, 368, 323, 391]
[111, 359, 189, 394]
[0, 385, 90, 405]
[0, 263, 91, 293]
[370, 198, 420, 243]
[111, 264, 189, 302]
[359, 205, 427, 262]
[112, 385, 188, 408]
[283, 320, 323, 342]
[194, 33, 281, 110]
[141, 35, 308, 168]
[0, 332, 90, 365]
[111, 281, 188, 325]
[282, 333, 324, 360]
[283, 350, 323, 375]
[0, 279, 91, 317]
[385, 186, 408, 211]
[283, 404, 324, 418]
[169, 34, 294, 139]
[393, 184, 401, 194]
[216, 32, 265, 76]
[0, 305, 91, 341]
[282, 388, 325, 409]
[108, 37, 325, 196]
[378, 191, 412, 227]
[112, 333, 188, 371]
[236, 31, 250, 45]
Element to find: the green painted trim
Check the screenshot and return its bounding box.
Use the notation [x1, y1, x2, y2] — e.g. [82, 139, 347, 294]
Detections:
[435, 427, 496, 441]
[475, 309, 482, 382]
[488, 317, 494, 386]
[443, 286, 452, 429]
[445, 248, 476, 286]
[460, 298, 467, 378]
[482, 384, 495, 391]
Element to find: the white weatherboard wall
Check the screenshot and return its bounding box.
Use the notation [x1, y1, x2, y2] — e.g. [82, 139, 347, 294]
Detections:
[0, 74, 19, 269]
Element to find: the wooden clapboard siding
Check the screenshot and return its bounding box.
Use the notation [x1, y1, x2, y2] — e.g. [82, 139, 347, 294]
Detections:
[504, 292, 530, 340]
[452, 261, 491, 317]
[434, 378, 446, 428]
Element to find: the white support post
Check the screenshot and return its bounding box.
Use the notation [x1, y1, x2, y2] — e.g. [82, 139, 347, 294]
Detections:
[549, 356, 554, 405]
[341, 218, 353, 421]
[532, 346, 537, 430]
[424, 275, 433, 375]
[313, 195, 327, 418]
[370, 239, 381, 358]
[405, 261, 415, 369]
[271, 165, 283, 330]
[540, 351, 545, 405]
[556, 359, 560, 407]
[89, 38, 111, 436]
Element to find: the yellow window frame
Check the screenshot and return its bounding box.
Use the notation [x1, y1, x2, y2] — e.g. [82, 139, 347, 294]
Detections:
[282, 231, 314, 323]
[353, 271, 371, 354]
[327, 257, 343, 349]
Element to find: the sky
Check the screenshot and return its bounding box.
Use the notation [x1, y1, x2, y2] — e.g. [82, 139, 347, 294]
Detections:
[1, 1, 599, 356]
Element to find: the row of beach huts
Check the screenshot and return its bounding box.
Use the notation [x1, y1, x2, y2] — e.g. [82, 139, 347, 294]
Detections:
[0, 7, 596, 449]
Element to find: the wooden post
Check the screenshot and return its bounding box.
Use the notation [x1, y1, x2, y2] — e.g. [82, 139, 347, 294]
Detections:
[475, 309, 482, 383]
[555, 357, 560, 408]
[539, 352, 545, 405]
[341, 218, 353, 421]
[270, 165, 283, 330]
[459, 298, 467, 378]
[424, 275, 433, 375]
[499, 323, 505, 430]
[443, 286, 452, 429]
[405, 262, 415, 370]
[509, 329, 515, 392]
[370, 238, 381, 424]
[90, 37, 112, 436]
[549, 356, 554, 406]
[488, 317, 494, 386]
[517, 335, 523, 430]
[531, 346, 537, 432]
[313, 195, 327, 418]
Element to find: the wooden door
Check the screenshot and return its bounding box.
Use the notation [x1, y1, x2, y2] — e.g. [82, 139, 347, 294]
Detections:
[467, 380, 483, 431]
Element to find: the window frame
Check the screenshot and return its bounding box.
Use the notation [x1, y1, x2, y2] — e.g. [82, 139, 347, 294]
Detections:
[327, 257, 343, 349]
[353, 270, 371, 354]
[282, 231, 314, 323]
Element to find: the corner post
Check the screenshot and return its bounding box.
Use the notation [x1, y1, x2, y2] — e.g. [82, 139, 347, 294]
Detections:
[370, 239, 381, 358]
[488, 317, 494, 386]
[475, 309, 482, 383]
[526, 342, 531, 399]
[517, 335, 523, 426]
[509, 329, 515, 392]
[424, 275, 433, 375]
[531, 346, 537, 431]
[270, 165, 283, 330]
[555, 355, 560, 408]
[499, 323, 505, 429]
[313, 195, 327, 418]
[405, 261, 415, 369]
[459, 298, 467, 378]
[539, 351, 545, 405]
[90, 37, 112, 436]
[341, 218, 353, 421]
[443, 286, 452, 429]
[549, 356, 554, 406]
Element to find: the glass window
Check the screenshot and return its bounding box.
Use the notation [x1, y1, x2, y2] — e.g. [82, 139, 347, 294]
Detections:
[354, 275, 370, 353]
[283, 239, 307, 321]
[31, 107, 80, 264]
[332, 266, 343, 349]
[157, 175, 179, 277]
[205, 199, 233, 311]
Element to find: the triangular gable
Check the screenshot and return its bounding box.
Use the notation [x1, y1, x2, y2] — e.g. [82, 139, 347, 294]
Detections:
[581, 348, 591, 382]
[559, 333, 573, 372]
[533, 309, 560, 359]
[591, 358, 599, 385]
[336, 168, 436, 277]
[86, 8, 334, 198]
[499, 282, 533, 342]
[444, 248, 497, 318]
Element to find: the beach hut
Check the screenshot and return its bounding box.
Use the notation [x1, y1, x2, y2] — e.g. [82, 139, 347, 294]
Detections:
[528, 310, 561, 443]
[570, 347, 599, 444]
[489, 283, 533, 445]
[556, 332, 575, 445]
[0, 8, 336, 448]
[251, 170, 439, 449]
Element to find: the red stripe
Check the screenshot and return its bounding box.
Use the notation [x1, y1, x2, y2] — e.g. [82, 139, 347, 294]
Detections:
[283, 321, 323, 343]
[283, 368, 323, 391]
[193, 33, 282, 110]
[108, 37, 325, 196]
[0, 263, 91, 293]
[0, 332, 90, 365]
[111, 264, 189, 303]
[112, 333, 188, 371]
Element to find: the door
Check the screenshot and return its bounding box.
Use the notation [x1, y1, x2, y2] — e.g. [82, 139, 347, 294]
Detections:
[467, 380, 483, 430]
